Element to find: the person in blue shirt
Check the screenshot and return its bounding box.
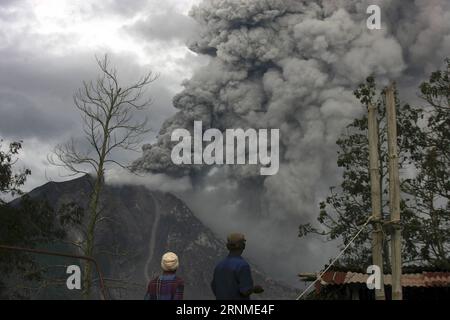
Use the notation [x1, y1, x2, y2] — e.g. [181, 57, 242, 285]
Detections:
[211, 233, 264, 300]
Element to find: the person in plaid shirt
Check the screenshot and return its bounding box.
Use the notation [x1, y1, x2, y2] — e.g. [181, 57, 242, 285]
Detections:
[145, 252, 184, 300]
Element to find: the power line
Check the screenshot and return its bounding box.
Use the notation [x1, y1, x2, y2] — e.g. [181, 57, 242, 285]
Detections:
[296, 216, 373, 300]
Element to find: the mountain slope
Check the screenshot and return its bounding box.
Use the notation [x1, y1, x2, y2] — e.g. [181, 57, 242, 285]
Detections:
[24, 175, 296, 300]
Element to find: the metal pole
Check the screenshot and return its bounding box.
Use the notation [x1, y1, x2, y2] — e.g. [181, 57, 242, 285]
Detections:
[0, 244, 108, 300]
[367, 102, 386, 300]
[385, 83, 403, 300]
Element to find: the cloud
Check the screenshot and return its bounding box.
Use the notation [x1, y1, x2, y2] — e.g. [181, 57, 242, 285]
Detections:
[105, 168, 192, 193]
[0, 90, 74, 139]
[100, 0, 149, 18]
[125, 10, 199, 44]
[0, 0, 204, 193]
[131, 0, 449, 280]
[1, 0, 448, 283]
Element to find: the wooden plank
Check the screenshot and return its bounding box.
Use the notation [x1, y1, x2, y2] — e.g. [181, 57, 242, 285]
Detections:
[367, 102, 386, 300]
[385, 83, 403, 300]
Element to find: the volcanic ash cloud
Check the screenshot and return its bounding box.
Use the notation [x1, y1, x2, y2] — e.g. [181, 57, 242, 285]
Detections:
[132, 0, 450, 277]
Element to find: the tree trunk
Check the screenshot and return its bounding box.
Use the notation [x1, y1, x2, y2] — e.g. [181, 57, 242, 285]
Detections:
[82, 170, 104, 299]
[82, 122, 109, 299]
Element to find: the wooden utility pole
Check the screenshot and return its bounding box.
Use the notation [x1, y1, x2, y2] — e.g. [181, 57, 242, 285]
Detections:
[385, 83, 403, 300]
[367, 102, 386, 300]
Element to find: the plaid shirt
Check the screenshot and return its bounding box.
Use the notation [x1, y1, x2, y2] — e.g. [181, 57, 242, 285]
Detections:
[145, 273, 184, 300]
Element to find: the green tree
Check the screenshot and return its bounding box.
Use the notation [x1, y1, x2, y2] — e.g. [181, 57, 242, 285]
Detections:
[402, 59, 450, 268]
[0, 140, 65, 298]
[0, 140, 30, 202]
[298, 77, 422, 269]
[300, 59, 450, 270]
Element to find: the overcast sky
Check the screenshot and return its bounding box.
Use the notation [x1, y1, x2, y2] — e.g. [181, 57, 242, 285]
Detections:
[2, 0, 449, 285]
[0, 0, 207, 191]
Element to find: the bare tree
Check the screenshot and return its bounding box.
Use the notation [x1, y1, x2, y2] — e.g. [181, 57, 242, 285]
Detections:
[49, 55, 157, 298]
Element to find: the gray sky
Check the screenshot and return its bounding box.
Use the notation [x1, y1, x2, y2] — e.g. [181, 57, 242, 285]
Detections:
[0, 0, 206, 191]
[1, 0, 449, 283]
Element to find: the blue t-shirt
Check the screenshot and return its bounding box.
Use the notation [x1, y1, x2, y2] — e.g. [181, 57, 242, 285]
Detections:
[211, 254, 254, 300]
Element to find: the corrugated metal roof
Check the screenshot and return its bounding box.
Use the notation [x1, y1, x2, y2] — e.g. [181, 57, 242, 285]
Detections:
[316, 271, 450, 288]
